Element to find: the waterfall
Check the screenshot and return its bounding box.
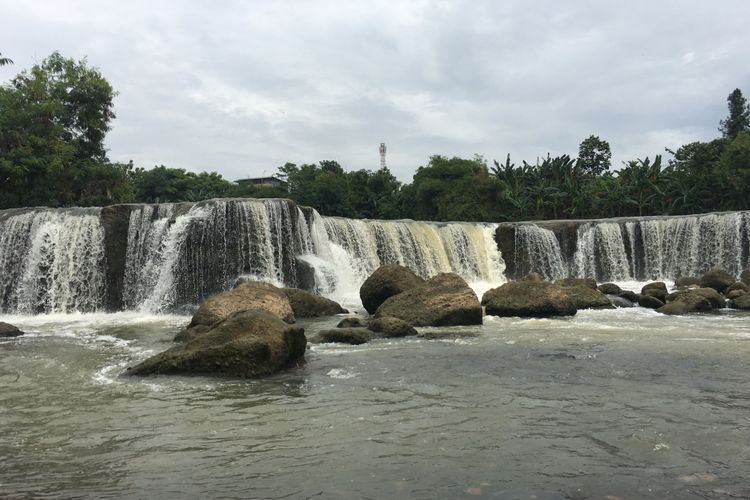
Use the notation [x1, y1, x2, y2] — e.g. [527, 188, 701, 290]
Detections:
[512, 224, 567, 280]
[0, 209, 106, 313]
[514, 211, 750, 283]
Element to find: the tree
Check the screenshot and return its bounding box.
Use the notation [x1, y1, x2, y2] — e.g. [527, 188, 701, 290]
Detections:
[719, 88, 750, 140]
[0, 52, 122, 207]
[577, 135, 612, 176]
[0, 52, 12, 66]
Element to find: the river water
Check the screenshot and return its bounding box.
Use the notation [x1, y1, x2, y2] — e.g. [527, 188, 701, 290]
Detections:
[2, 306, 749, 499]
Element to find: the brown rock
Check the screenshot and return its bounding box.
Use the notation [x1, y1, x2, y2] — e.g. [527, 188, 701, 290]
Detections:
[368, 316, 417, 338]
[482, 280, 576, 318]
[318, 328, 372, 345]
[0, 322, 24, 338]
[359, 264, 425, 315]
[657, 292, 712, 315]
[375, 273, 482, 326]
[554, 278, 597, 290]
[189, 281, 295, 328]
[699, 269, 734, 293]
[638, 294, 664, 309]
[128, 310, 306, 378]
[281, 288, 347, 318]
[557, 284, 613, 310]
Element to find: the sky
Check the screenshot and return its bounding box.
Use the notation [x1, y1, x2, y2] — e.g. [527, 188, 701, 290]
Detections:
[1, 0, 749, 182]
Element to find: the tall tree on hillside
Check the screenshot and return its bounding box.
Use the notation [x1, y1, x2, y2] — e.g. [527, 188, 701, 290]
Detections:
[719, 88, 750, 140]
[577, 135, 612, 176]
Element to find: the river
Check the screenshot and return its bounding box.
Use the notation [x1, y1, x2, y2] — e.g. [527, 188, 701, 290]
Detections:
[2, 306, 749, 499]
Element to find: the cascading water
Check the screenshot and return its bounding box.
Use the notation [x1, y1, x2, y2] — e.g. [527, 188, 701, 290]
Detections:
[0, 209, 106, 313]
[512, 224, 567, 280]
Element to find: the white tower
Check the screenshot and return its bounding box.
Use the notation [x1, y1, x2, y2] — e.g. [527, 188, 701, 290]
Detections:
[379, 142, 387, 169]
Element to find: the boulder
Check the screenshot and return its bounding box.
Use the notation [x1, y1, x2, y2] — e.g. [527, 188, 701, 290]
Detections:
[642, 287, 667, 303]
[482, 280, 576, 318]
[638, 294, 664, 309]
[375, 273, 482, 326]
[189, 281, 295, 329]
[699, 269, 734, 293]
[618, 290, 639, 303]
[726, 281, 750, 294]
[726, 289, 747, 300]
[174, 324, 211, 343]
[0, 322, 24, 338]
[657, 292, 713, 315]
[557, 284, 613, 310]
[281, 288, 347, 318]
[608, 295, 634, 308]
[598, 283, 623, 295]
[674, 276, 700, 287]
[554, 278, 597, 290]
[689, 287, 726, 309]
[730, 293, 750, 310]
[368, 316, 417, 338]
[318, 328, 372, 345]
[642, 282, 667, 294]
[359, 264, 425, 315]
[128, 310, 306, 378]
[336, 317, 368, 328]
[741, 268, 750, 286]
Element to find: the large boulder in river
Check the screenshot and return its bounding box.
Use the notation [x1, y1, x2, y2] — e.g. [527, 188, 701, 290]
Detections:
[0, 322, 24, 338]
[730, 293, 750, 310]
[556, 284, 613, 310]
[741, 268, 750, 286]
[482, 280, 576, 318]
[128, 310, 306, 378]
[641, 282, 667, 303]
[638, 294, 664, 309]
[360, 264, 425, 315]
[554, 278, 597, 290]
[699, 268, 734, 293]
[598, 283, 623, 295]
[189, 281, 295, 329]
[375, 273, 482, 326]
[281, 288, 347, 318]
[657, 292, 712, 315]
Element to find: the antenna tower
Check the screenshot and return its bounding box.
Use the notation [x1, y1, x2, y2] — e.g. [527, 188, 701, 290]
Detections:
[379, 142, 387, 169]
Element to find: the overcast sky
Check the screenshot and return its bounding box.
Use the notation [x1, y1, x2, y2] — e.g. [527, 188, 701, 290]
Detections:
[2, 1, 749, 181]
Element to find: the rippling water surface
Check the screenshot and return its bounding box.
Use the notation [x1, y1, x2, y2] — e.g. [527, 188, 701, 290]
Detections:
[2, 308, 749, 499]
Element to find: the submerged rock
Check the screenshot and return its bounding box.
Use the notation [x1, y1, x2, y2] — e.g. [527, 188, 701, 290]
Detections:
[482, 280, 576, 318]
[317, 328, 372, 345]
[128, 310, 306, 378]
[375, 273, 482, 326]
[368, 316, 417, 338]
[699, 268, 734, 293]
[0, 322, 24, 338]
[189, 281, 295, 329]
[359, 264, 425, 315]
[281, 288, 347, 318]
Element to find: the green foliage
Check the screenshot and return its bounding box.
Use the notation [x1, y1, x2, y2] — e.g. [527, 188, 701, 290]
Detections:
[577, 135, 612, 176]
[719, 88, 750, 140]
[0, 52, 11, 67]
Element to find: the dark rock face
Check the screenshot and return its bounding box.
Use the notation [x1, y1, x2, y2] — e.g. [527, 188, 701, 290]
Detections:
[0, 322, 24, 338]
[368, 316, 417, 338]
[375, 273, 482, 326]
[556, 284, 613, 310]
[190, 281, 295, 328]
[618, 290, 639, 303]
[318, 328, 372, 345]
[128, 310, 306, 378]
[100, 204, 136, 311]
[337, 317, 368, 328]
[657, 292, 712, 315]
[598, 283, 623, 295]
[741, 268, 750, 286]
[699, 269, 735, 293]
[482, 280, 577, 318]
[638, 294, 664, 309]
[359, 264, 425, 315]
[281, 288, 347, 318]
[641, 283, 667, 303]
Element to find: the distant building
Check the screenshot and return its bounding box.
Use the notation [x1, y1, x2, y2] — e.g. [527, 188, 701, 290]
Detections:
[235, 176, 289, 191]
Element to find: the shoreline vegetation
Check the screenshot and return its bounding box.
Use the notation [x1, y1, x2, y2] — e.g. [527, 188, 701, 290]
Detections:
[2, 52, 750, 222]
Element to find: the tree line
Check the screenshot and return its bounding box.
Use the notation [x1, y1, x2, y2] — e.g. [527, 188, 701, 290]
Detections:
[1, 52, 749, 221]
